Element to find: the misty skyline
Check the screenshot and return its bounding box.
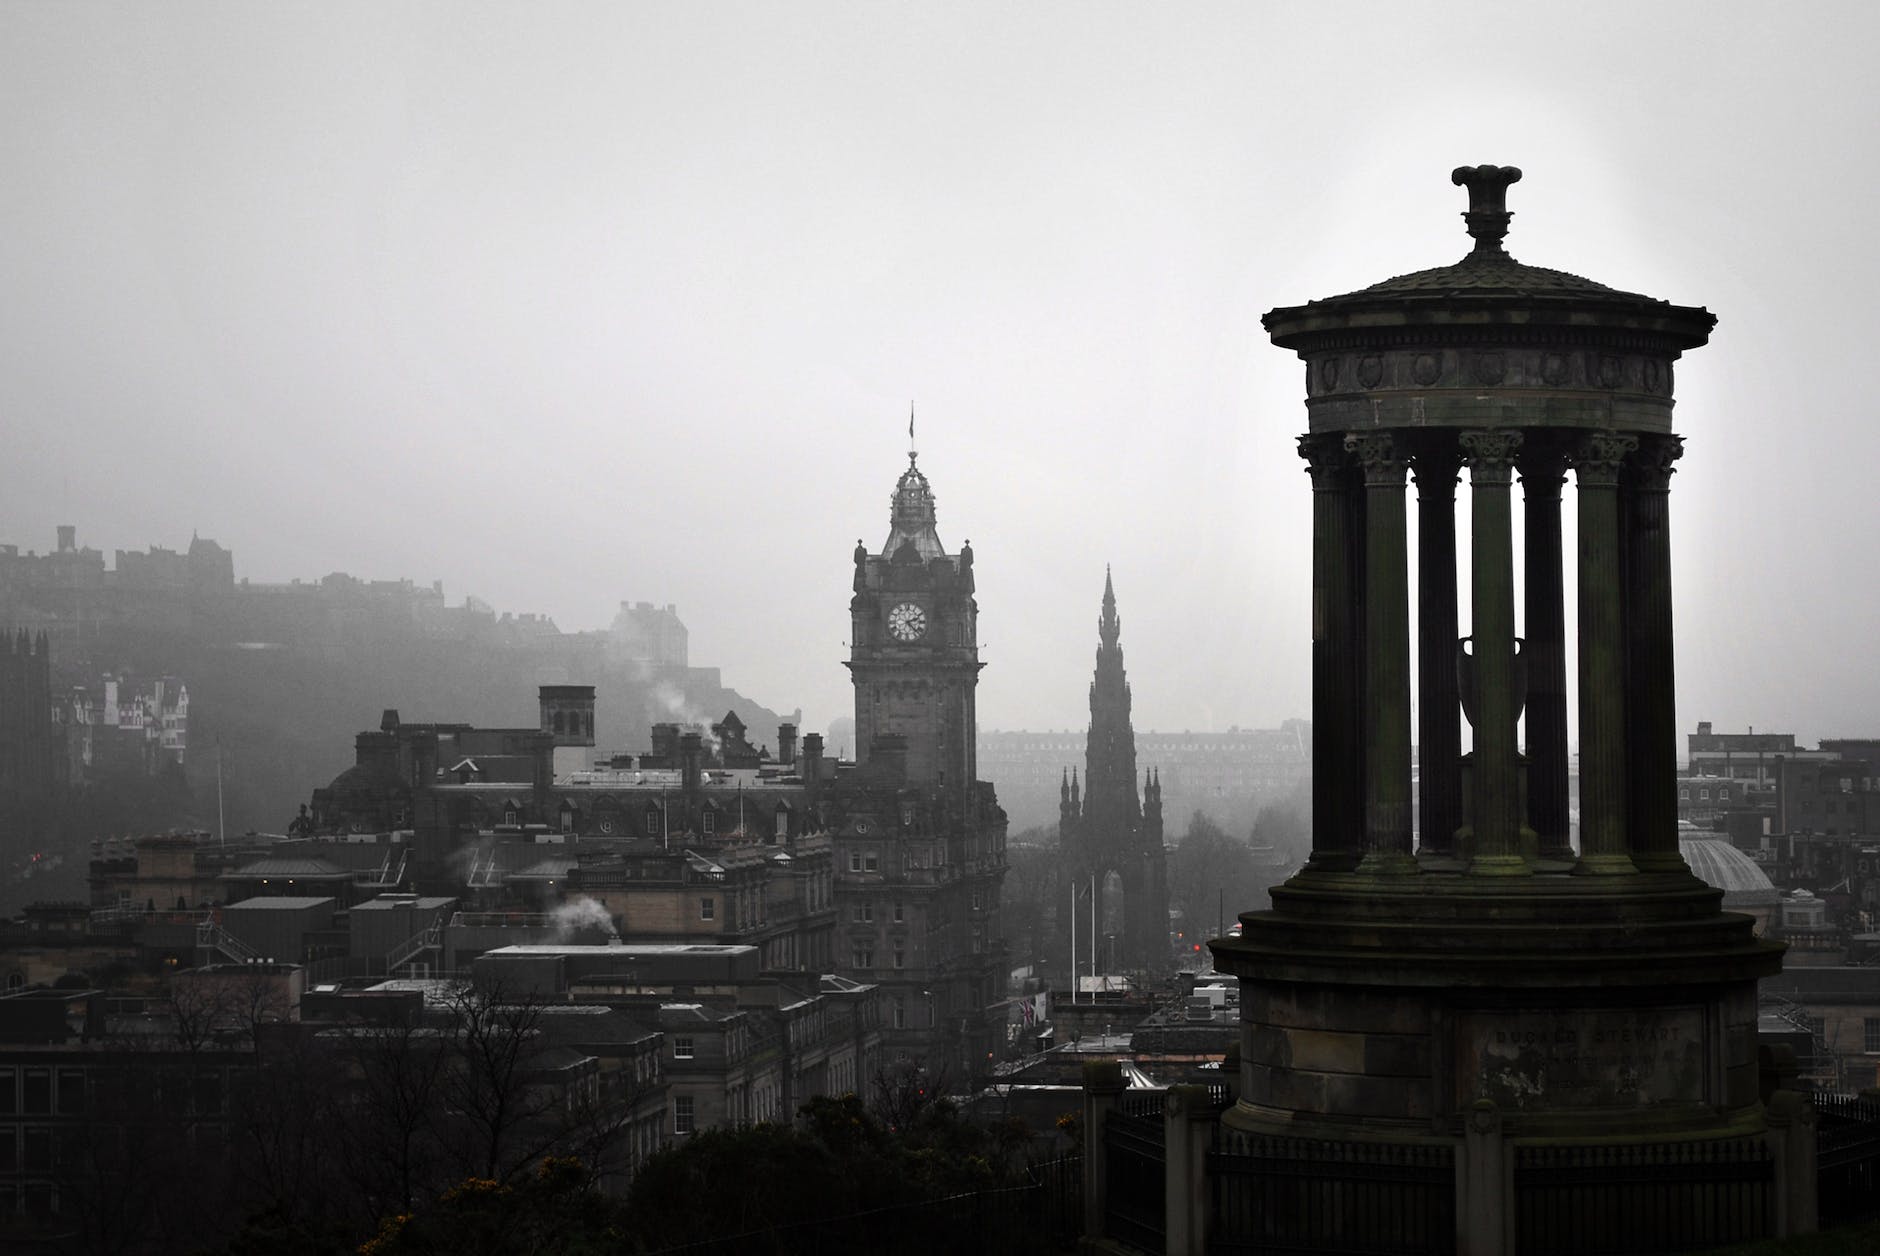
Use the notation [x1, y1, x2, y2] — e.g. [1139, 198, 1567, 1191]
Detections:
[5, 3, 1878, 746]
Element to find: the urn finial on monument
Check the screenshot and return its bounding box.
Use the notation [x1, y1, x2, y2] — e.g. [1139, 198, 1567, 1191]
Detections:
[1451, 164, 1523, 258]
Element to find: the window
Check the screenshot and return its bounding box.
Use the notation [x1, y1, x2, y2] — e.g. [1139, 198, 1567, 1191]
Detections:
[22, 1070, 49, 1115]
[893, 901, 905, 923]
[702, 809, 716, 835]
[893, 998, 906, 1029]
[893, 944, 905, 970]
[853, 903, 873, 923]
[21, 1127, 49, 1173]
[864, 850, 879, 873]
[851, 945, 874, 969]
[560, 807, 574, 833]
[1680, 788, 1690, 801]
[646, 808, 661, 837]
[1700, 789, 1711, 801]
[674, 1095, 695, 1134]
[848, 850, 863, 873]
[1865, 1018, 1880, 1054]
[673, 1036, 695, 1060]
[700, 898, 715, 921]
[55, 1069, 82, 1117]
[1721, 787, 1731, 801]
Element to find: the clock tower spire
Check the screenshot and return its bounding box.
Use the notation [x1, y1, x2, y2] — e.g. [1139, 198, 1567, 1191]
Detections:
[847, 450, 981, 793]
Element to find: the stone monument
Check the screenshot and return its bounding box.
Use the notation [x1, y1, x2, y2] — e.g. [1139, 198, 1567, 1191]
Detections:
[1208, 167, 1795, 1254]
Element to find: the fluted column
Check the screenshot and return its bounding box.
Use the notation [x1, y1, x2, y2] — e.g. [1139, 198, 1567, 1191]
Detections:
[1521, 445, 1572, 862]
[1413, 440, 1462, 860]
[1571, 432, 1639, 875]
[1460, 430, 1527, 875]
[1300, 435, 1361, 872]
[1625, 434, 1687, 873]
[1347, 433, 1415, 873]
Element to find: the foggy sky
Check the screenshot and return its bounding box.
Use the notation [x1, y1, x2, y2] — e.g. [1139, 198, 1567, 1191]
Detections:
[4, 3, 1877, 749]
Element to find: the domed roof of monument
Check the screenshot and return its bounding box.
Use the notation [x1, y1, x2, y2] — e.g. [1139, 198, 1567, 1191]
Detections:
[1351, 250, 1640, 301]
[1263, 165, 1715, 349]
[1678, 835, 1779, 908]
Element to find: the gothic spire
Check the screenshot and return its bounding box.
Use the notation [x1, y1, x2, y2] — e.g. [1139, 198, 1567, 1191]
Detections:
[1083, 570, 1140, 831]
[1099, 565, 1120, 647]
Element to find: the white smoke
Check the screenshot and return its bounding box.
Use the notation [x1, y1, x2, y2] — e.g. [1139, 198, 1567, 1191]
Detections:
[552, 895, 618, 943]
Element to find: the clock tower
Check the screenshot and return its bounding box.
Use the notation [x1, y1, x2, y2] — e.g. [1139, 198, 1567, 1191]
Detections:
[847, 452, 980, 793]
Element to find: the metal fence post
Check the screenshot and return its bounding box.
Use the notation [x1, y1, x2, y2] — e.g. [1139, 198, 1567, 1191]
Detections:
[1082, 1058, 1126, 1244]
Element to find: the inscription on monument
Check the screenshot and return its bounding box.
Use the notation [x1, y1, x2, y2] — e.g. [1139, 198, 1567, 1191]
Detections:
[1459, 1007, 1706, 1110]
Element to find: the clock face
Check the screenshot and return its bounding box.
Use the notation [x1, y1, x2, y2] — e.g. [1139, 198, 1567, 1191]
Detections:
[887, 602, 928, 642]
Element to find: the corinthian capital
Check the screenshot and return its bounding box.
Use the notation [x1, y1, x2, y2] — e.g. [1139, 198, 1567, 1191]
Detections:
[1568, 431, 1639, 488]
[1297, 433, 1350, 491]
[1628, 433, 1685, 491]
[1344, 432, 1408, 486]
[1459, 429, 1523, 486]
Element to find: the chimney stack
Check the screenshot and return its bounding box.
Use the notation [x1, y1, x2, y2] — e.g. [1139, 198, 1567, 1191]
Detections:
[681, 732, 703, 801]
[803, 734, 824, 805]
[778, 722, 798, 769]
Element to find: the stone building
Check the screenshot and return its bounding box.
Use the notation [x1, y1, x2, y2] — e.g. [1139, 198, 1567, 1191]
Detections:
[1057, 572, 1168, 978]
[299, 448, 1009, 1079]
[60, 672, 188, 778]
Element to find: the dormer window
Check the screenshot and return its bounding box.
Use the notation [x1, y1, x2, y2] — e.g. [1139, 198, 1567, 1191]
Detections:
[701, 808, 716, 835]
[645, 806, 661, 837]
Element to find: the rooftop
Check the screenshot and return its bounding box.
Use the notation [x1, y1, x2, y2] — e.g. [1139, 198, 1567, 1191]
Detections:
[1678, 836, 1779, 906]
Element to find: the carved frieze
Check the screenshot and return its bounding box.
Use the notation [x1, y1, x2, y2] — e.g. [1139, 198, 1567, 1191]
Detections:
[1302, 346, 1678, 398]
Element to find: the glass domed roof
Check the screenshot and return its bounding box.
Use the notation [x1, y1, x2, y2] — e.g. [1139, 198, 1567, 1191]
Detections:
[1678, 835, 1779, 907]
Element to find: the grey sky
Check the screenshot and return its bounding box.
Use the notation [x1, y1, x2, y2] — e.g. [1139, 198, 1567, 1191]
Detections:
[3, 3, 1876, 746]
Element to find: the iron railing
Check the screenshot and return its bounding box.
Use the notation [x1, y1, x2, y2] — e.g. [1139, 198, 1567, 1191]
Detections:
[1511, 1136, 1772, 1255]
[1815, 1092, 1880, 1227]
[1105, 1107, 1166, 1255]
[1209, 1128, 1455, 1256]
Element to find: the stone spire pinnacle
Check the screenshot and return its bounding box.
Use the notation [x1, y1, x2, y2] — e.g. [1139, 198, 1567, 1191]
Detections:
[1099, 566, 1120, 648]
